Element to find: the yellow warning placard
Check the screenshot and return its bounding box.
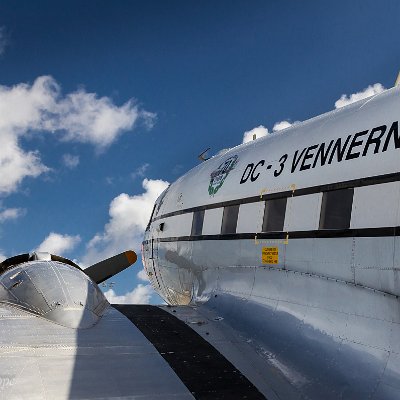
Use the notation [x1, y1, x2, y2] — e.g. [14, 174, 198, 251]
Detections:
[262, 247, 279, 264]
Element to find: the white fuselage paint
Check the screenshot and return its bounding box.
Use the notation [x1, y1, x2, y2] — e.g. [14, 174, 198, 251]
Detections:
[143, 86, 400, 399]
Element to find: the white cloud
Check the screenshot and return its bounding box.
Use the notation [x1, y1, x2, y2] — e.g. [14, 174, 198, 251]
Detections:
[241, 83, 387, 146]
[62, 154, 80, 169]
[137, 268, 150, 282]
[273, 120, 293, 131]
[241, 83, 386, 145]
[242, 125, 269, 143]
[131, 163, 150, 180]
[103, 284, 154, 304]
[36, 232, 81, 256]
[0, 75, 155, 195]
[0, 135, 49, 195]
[0, 207, 25, 222]
[0, 252, 7, 262]
[55, 90, 155, 150]
[83, 178, 169, 264]
[242, 121, 299, 144]
[334, 83, 386, 109]
[0, 27, 9, 56]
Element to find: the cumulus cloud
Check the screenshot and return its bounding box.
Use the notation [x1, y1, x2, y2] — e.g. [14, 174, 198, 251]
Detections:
[55, 89, 155, 149]
[273, 120, 293, 131]
[242, 125, 269, 143]
[0, 207, 25, 222]
[334, 83, 386, 109]
[0, 136, 49, 195]
[62, 154, 80, 169]
[103, 284, 154, 304]
[0, 252, 7, 262]
[35, 232, 81, 256]
[137, 268, 150, 282]
[0, 75, 155, 195]
[242, 121, 298, 143]
[83, 178, 169, 264]
[241, 82, 387, 145]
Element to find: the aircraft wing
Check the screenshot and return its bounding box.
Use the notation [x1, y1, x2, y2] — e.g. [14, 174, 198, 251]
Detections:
[0, 303, 194, 399]
[0, 252, 286, 399]
[0, 301, 298, 399]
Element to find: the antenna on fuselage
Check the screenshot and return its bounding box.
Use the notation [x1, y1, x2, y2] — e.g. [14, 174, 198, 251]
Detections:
[198, 147, 211, 162]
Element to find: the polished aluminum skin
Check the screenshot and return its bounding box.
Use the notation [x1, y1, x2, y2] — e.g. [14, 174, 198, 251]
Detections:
[0, 259, 108, 329]
[143, 87, 400, 399]
[0, 304, 193, 399]
[0, 252, 197, 399]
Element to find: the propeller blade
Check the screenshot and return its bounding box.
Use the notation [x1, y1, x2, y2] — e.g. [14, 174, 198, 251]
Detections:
[84, 250, 137, 284]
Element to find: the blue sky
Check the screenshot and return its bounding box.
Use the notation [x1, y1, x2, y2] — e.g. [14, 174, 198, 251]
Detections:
[0, 1, 399, 303]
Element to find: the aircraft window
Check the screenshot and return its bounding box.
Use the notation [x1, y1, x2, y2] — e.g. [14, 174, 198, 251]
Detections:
[191, 210, 205, 236]
[221, 205, 239, 234]
[263, 198, 287, 232]
[319, 188, 354, 229]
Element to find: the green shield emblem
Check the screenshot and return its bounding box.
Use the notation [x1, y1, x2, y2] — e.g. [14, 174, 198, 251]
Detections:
[208, 155, 238, 196]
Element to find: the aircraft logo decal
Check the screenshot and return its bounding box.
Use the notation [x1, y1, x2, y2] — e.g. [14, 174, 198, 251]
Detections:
[208, 155, 238, 196]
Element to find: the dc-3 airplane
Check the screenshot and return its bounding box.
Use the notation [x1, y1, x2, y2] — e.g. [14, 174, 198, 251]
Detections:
[1, 83, 400, 399]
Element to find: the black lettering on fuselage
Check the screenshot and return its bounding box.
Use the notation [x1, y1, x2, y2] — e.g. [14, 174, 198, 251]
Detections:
[345, 130, 368, 160]
[328, 135, 352, 164]
[291, 148, 307, 173]
[382, 121, 400, 152]
[251, 160, 265, 181]
[239, 121, 399, 182]
[240, 163, 254, 184]
[362, 125, 386, 156]
[300, 145, 318, 171]
[312, 140, 334, 168]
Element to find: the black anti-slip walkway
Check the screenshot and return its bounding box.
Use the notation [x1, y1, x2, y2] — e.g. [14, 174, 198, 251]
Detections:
[113, 304, 265, 400]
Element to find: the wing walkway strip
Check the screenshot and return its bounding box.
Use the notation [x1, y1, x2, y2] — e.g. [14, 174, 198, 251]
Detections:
[113, 304, 266, 400]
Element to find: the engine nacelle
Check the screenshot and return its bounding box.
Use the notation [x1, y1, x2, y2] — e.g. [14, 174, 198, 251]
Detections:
[0, 254, 108, 329]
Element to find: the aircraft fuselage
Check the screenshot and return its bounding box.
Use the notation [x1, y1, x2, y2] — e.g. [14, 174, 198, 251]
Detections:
[143, 86, 400, 399]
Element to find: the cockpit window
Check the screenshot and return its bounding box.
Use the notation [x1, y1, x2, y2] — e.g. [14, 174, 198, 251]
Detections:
[146, 204, 157, 231]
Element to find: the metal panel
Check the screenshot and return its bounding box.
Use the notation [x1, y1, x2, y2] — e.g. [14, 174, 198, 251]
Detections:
[240, 238, 278, 267]
[200, 288, 400, 400]
[311, 237, 354, 281]
[353, 237, 398, 296]
[0, 305, 194, 399]
[236, 202, 264, 233]
[162, 305, 296, 400]
[284, 193, 322, 232]
[115, 305, 265, 399]
[284, 238, 313, 273]
[285, 237, 355, 282]
[202, 208, 224, 235]
[217, 266, 255, 298]
[351, 181, 400, 229]
[157, 213, 193, 238]
[0, 261, 108, 329]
